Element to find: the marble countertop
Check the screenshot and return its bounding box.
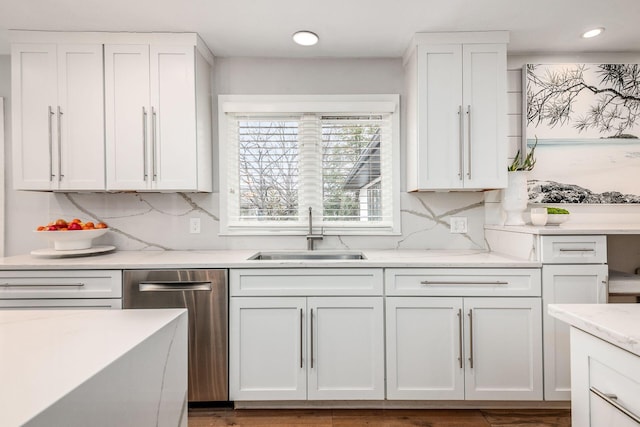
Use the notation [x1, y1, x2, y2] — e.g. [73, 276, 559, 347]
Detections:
[549, 304, 640, 357]
[0, 249, 540, 269]
[486, 223, 640, 235]
[0, 308, 187, 427]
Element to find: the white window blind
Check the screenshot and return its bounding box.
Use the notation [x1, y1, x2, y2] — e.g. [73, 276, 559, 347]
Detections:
[220, 95, 399, 235]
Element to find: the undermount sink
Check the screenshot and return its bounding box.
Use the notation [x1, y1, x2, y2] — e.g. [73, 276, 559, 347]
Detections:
[248, 251, 366, 261]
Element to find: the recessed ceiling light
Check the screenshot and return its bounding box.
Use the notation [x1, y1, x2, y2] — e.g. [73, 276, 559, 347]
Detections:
[293, 31, 319, 46]
[582, 27, 604, 39]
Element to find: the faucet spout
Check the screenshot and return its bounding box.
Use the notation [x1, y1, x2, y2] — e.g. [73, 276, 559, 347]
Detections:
[306, 207, 323, 250]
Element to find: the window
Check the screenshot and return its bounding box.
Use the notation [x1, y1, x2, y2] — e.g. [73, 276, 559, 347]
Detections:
[219, 95, 400, 235]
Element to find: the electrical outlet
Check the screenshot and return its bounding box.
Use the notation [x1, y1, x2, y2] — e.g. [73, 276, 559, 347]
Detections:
[450, 216, 468, 234]
[189, 218, 201, 234]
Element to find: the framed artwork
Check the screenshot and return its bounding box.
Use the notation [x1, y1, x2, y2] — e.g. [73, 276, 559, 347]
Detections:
[524, 63, 640, 203]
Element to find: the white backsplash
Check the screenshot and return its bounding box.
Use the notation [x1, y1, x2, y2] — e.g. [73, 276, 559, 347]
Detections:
[41, 191, 487, 253]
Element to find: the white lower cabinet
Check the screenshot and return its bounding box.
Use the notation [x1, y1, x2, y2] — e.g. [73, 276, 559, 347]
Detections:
[385, 267, 543, 401]
[386, 297, 542, 400]
[542, 264, 608, 400]
[571, 327, 640, 427]
[230, 297, 306, 400]
[463, 297, 542, 400]
[386, 297, 464, 400]
[230, 293, 384, 401]
[0, 270, 122, 309]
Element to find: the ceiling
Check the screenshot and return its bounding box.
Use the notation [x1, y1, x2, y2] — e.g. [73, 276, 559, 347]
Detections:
[1, 0, 638, 58]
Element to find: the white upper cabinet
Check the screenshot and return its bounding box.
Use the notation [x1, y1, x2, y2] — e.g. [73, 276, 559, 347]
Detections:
[104, 44, 150, 190]
[12, 43, 105, 190]
[405, 32, 508, 191]
[105, 42, 212, 191]
[11, 31, 214, 193]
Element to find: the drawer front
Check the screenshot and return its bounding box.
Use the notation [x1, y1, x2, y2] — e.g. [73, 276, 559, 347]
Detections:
[230, 268, 383, 296]
[385, 268, 541, 296]
[589, 352, 640, 424]
[540, 235, 607, 264]
[0, 298, 122, 309]
[0, 270, 122, 299]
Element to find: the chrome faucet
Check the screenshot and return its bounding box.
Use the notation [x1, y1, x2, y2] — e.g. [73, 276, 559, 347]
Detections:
[306, 207, 323, 250]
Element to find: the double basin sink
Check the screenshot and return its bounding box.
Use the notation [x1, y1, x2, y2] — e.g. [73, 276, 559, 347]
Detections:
[248, 251, 366, 261]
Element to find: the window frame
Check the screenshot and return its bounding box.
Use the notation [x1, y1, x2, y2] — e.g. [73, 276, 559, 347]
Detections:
[218, 94, 401, 236]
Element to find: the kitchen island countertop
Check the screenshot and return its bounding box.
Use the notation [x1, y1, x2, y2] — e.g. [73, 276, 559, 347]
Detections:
[0, 308, 187, 427]
[549, 303, 640, 357]
[0, 249, 540, 270]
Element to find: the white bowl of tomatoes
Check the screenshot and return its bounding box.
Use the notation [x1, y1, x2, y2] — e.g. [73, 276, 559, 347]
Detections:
[35, 219, 109, 250]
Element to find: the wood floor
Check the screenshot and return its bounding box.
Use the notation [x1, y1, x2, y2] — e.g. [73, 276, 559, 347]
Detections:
[188, 408, 571, 426]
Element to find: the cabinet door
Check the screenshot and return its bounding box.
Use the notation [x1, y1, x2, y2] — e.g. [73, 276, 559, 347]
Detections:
[415, 44, 463, 190]
[11, 43, 57, 190]
[386, 297, 464, 400]
[105, 44, 151, 190]
[149, 45, 197, 190]
[461, 44, 506, 190]
[307, 297, 384, 400]
[229, 297, 307, 400]
[464, 297, 542, 400]
[543, 264, 608, 401]
[57, 44, 105, 190]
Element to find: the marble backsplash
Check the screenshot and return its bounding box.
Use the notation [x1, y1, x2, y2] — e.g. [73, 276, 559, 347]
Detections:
[38, 191, 487, 253]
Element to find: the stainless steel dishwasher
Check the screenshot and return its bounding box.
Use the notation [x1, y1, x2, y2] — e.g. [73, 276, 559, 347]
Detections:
[123, 269, 228, 403]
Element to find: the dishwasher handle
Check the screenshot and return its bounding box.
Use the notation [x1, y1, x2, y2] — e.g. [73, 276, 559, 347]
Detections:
[138, 281, 212, 292]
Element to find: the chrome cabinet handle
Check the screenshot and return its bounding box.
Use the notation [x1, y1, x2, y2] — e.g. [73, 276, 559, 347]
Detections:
[57, 106, 63, 181]
[152, 107, 157, 181]
[591, 387, 640, 424]
[457, 308, 463, 369]
[458, 105, 464, 180]
[468, 309, 474, 369]
[300, 308, 304, 368]
[138, 281, 212, 291]
[3, 305, 111, 309]
[310, 308, 314, 369]
[466, 105, 471, 179]
[142, 107, 148, 181]
[48, 106, 55, 181]
[420, 280, 509, 286]
[558, 248, 595, 252]
[600, 275, 609, 303]
[0, 282, 85, 287]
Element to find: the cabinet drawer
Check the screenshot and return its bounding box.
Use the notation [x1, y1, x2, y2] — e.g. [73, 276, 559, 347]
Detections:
[385, 268, 541, 296]
[0, 270, 122, 299]
[589, 347, 640, 424]
[0, 298, 122, 309]
[230, 268, 383, 296]
[540, 235, 607, 264]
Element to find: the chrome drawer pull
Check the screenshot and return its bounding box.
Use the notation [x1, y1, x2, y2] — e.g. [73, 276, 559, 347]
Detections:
[420, 280, 509, 286]
[558, 248, 595, 252]
[139, 281, 212, 292]
[0, 282, 86, 287]
[591, 386, 640, 424]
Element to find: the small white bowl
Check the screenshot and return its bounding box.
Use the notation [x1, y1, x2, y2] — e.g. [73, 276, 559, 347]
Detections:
[34, 228, 109, 250]
[546, 214, 570, 225]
